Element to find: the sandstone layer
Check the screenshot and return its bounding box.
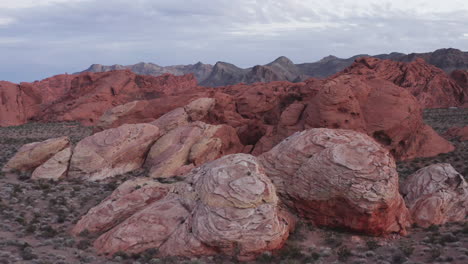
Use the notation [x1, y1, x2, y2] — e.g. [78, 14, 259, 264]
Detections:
[74, 154, 292, 260]
[401, 164, 468, 227]
[259, 128, 411, 235]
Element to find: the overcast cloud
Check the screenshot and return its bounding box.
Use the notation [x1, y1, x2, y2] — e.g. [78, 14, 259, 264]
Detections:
[0, 0, 467, 82]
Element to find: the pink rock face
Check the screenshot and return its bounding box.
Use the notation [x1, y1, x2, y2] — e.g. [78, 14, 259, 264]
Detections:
[68, 124, 160, 181]
[31, 147, 72, 181]
[144, 121, 243, 178]
[401, 164, 468, 228]
[251, 75, 454, 160]
[345, 57, 467, 108]
[0, 71, 200, 127]
[450, 70, 468, 93]
[2, 136, 70, 172]
[1, 59, 455, 162]
[75, 154, 292, 260]
[259, 128, 411, 235]
[71, 178, 170, 235]
[444, 126, 468, 141]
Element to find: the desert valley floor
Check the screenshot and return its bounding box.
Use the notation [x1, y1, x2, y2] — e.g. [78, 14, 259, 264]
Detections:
[0, 107, 467, 264]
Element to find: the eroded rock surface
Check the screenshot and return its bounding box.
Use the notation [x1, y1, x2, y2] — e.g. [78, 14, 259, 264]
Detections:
[259, 128, 411, 235]
[31, 147, 72, 180]
[401, 164, 468, 227]
[74, 154, 292, 260]
[444, 126, 468, 141]
[145, 121, 243, 178]
[2, 136, 70, 172]
[69, 124, 160, 181]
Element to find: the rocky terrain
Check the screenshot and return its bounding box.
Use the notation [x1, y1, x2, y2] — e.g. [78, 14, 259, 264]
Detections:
[82, 62, 213, 85]
[80, 48, 468, 86]
[0, 53, 467, 264]
[0, 106, 466, 264]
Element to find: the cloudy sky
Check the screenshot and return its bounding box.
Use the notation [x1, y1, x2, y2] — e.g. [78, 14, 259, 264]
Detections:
[1, 0, 467, 82]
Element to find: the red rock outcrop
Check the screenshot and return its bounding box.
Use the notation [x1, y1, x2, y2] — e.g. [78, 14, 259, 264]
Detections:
[74, 154, 292, 260]
[36, 71, 199, 126]
[259, 128, 411, 235]
[68, 124, 160, 181]
[72, 178, 170, 235]
[144, 121, 243, 178]
[98, 97, 215, 131]
[451, 70, 468, 91]
[344, 57, 467, 108]
[1, 59, 456, 161]
[2, 136, 70, 172]
[0, 70, 200, 127]
[31, 147, 72, 181]
[247, 75, 454, 160]
[401, 164, 468, 227]
[444, 126, 468, 141]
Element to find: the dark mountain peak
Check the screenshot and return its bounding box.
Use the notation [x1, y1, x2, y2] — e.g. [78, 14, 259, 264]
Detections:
[213, 61, 241, 70]
[270, 56, 294, 65]
[319, 55, 339, 62]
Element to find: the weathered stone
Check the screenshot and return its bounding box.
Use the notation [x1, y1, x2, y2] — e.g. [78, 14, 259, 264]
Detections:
[145, 122, 242, 178]
[72, 178, 170, 235]
[2, 136, 70, 172]
[259, 128, 411, 235]
[31, 147, 72, 181]
[68, 124, 160, 181]
[401, 164, 468, 227]
[76, 154, 292, 260]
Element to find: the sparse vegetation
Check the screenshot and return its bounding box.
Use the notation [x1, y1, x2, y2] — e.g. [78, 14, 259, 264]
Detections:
[0, 110, 466, 263]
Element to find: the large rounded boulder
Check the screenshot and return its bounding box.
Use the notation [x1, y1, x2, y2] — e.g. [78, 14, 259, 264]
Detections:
[74, 154, 292, 260]
[259, 128, 411, 235]
[68, 123, 160, 181]
[2, 136, 70, 173]
[401, 164, 468, 227]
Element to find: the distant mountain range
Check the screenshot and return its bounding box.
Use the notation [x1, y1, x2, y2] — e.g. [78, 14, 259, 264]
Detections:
[81, 48, 468, 87]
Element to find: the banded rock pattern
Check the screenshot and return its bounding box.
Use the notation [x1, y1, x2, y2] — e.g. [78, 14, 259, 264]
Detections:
[259, 128, 411, 235]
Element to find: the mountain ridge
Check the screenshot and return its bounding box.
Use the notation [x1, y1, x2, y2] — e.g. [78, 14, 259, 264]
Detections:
[80, 48, 468, 87]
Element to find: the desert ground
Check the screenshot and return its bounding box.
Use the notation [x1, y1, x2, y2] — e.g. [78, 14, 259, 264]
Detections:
[0, 107, 466, 264]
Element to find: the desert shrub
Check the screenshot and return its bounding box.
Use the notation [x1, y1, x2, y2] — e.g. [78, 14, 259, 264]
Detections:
[40, 225, 58, 238]
[337, 246, 352, 261]
[391, 254, 406, 264]
[77, 239, 91, 250]
[430, 247, 442, 261]
[366, 239, 380, 250]
[427, 224, 439, 232]
[278, 244, 305, 260]
[399, 241, 414, 257]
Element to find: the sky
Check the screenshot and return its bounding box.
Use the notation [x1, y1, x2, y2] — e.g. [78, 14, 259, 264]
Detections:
[0, 0, 467, 82]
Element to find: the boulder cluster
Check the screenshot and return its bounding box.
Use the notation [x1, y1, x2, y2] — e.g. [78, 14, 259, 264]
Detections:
[1, 57, 467, 261]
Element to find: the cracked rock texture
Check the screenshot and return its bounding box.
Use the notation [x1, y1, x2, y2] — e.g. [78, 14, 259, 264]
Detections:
[75, 154, 292, 260]
[68, 123, 160, 181]
[31, 146, 72, 180]
[145, 121, 243, 178]
[401, 163, 468, 228]
[98, 97, 215, 132]
[259, 128, 411, 235]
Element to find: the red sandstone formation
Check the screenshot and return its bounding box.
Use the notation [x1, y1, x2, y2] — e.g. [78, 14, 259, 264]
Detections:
[2, 136, 70, 172]
[0, 70, 199, 127]
[259, 128, 411, 235]
[0, 58, 457, 161]
[451, 70, 468, 90]
[344, 57, 467, 108]
[144, 121, 243, 178]
[68, 123, 160, 181]
[401, 164, 468, 227]
[73, 154, 292, 261]
[444, 126, 468, 141]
